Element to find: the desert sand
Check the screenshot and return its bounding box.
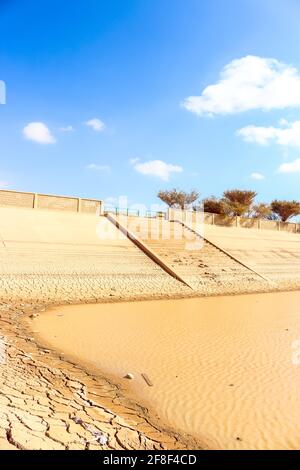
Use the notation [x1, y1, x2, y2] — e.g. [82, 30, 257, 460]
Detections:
[1, 206, 300, 449]
[31, 292, 300, 450]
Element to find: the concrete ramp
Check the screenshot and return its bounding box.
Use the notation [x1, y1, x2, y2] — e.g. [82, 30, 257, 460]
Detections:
[112, 215, 267, 293]
[1, 205, 298, 301]
[204, 224, 300, 286]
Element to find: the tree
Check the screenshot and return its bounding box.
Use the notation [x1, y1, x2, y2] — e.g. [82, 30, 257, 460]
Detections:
[157, 188, 199, 210]
[252, 203, 272, 219]
[270, 200, 300, 222]
[222, 189, 257, 216]
[202, 197, 226, 214]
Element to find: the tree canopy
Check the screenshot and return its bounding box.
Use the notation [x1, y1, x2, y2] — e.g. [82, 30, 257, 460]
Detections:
[252, 203, 272, 219]
[202, 197, 226, 214]
[222, 189, 257, 216]
[157, 187, 300, 223]
[270, 200, 300, 222]
[157, 188, 199, 210]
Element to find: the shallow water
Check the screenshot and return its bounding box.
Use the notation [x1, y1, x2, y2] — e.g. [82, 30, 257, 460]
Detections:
[33, 291, 300, 449]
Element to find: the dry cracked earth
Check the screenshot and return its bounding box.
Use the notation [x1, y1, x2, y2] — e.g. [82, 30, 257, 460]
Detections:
[0, 255, 202, 452]
[0, 244, 293, 451]
[0, 299, 201, 451]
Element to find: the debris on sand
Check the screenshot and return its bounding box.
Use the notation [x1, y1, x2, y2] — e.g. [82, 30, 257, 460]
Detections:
[141, 373, 153, 387]
[124, 373, 134, 380]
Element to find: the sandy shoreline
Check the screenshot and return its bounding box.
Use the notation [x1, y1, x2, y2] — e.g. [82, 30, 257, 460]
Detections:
[1, 210, 300, 450]
[0, 294, 205, 450]
[0, 284, 298, 450]
[2, 275, 300, 450]
[25, 291, 300, 450]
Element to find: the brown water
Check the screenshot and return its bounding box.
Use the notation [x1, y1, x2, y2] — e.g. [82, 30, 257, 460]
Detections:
[33, 291, 300, 449]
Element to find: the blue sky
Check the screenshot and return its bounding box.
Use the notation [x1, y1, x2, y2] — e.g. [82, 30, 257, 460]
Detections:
[1, 0, 300, 209]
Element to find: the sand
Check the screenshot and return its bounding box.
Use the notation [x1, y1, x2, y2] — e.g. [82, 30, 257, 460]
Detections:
[32, 291, 300, 450]
[0, 211, 197, 450]
[2, 207, 300, 449]
[0, 298, 203, 450]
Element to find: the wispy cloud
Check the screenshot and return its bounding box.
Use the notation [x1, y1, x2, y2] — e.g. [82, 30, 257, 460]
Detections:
[251, 172, 265, 180]
[130, 159, 183, 181]
[0, 80, 6, 105]
[86, 163, 111, 172]
[85, 118, 105, 132]
[278, 158, 300, 173]
[23, 122, 56, 144]
[60, 125, 74, 132]
[238, 120, 300, 147]
[129, 157, 139, 165]
[0, 180, 9, 188]
[183, 56, 300, 116]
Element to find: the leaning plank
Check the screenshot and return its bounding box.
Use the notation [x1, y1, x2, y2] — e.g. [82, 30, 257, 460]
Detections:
[141, 373, 153, 387]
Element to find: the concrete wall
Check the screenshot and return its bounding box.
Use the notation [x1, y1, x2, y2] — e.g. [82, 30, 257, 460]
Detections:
[168, 208, 300, 234]
[0, 190, 35, 208]
[0, 189, 102, 215]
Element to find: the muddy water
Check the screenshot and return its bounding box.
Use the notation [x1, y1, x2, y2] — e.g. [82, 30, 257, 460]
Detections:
[33, 291, 300, 449]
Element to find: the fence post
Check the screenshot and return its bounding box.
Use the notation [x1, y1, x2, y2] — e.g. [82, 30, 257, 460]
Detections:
[77, 198, 81, 212]
[33, 193, 38, 209]
[212, 213, 215, 225]
[236, 216, 239, 227]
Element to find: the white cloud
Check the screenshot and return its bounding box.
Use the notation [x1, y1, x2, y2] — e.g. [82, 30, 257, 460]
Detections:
[279, 118, 289, 127]
[278, 158, 300, 173]
[238, 125, 277, 145]
[23, 122, 56, 144]
[60, 125, 74, 132]
[238, 120, 300, 147]
[251, 172, 265, 180]
[0, 180, 9, 188]
[131, 159, 183, 181]
[183, 56, 300, 116]
[86, 118, 105, 132]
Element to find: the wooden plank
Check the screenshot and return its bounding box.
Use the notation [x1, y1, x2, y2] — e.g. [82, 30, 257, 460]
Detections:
[141, 373, 153, 387]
